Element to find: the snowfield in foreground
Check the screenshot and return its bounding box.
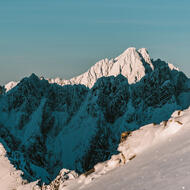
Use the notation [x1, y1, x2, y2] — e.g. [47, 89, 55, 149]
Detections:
[77, 108, 190, 190]
[1, 106, 189, 190]
[0, 143, 38, 190]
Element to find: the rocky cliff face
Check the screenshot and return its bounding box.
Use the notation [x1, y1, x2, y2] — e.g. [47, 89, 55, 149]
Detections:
[0, 48, 190, 184]
[0, 86, 4, 95]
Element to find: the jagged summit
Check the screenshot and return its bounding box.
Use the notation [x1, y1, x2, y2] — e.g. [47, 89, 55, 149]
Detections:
[115, 47, 151, 64]
[110, 47, 154, 83]
[114, 47, 137, 60]
[4, 47, 177, 91]
[48, 47, 155, 87]
[29, 73, 39, 80]
[5, 74, 40, 93]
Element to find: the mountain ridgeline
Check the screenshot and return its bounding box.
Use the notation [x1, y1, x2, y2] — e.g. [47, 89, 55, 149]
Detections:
[0, 48, 190, 184]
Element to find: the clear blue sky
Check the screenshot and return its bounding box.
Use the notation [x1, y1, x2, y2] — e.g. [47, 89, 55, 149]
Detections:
[0, 0, 190, 85]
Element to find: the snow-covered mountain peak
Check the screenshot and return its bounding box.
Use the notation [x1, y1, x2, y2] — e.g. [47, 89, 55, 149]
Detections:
[168, 62, 179, 71]
[49, 47, 155, 87]
[108, 47, 153, 84]
[114, 47, 142, 61]
[114, 47, 136, 59]
[4, 47, 167, 91]
[5, 81, 18, 92]
[115, 47, 153, 68]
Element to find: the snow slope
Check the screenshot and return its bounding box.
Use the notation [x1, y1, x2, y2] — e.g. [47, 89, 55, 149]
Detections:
[5, 81, 18, 92]
[0, 143, 38, 190]
[59, 107, 190, 190]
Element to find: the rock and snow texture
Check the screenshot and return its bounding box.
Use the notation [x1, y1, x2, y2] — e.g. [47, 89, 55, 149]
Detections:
[5, 81, 18, 92]
[1, 106, 190, 190]
[0, 47, 189, 188]
[77, 108, 190, 190]
[54, 107, 190, 190]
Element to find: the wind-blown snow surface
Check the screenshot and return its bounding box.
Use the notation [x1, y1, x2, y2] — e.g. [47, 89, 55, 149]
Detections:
[0, 143, 38, 190]
[57, 108, 190, 190]
[0, 47, 190, 186]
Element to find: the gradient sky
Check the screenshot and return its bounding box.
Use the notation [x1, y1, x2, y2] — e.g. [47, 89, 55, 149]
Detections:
[0, 0, 190, 85]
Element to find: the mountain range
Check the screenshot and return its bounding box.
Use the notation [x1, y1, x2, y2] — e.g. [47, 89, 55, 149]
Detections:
[0, 47, 190, 186]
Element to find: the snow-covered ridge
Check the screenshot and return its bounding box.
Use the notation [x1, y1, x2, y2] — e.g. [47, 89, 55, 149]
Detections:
[4, 47, 178, 91]
[5, 81, 18, 92]
[41, 107, 190, 190]
[79, 107, 190, 190]
[48, 47, 155, 87]
[47, 47, 180, 88]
